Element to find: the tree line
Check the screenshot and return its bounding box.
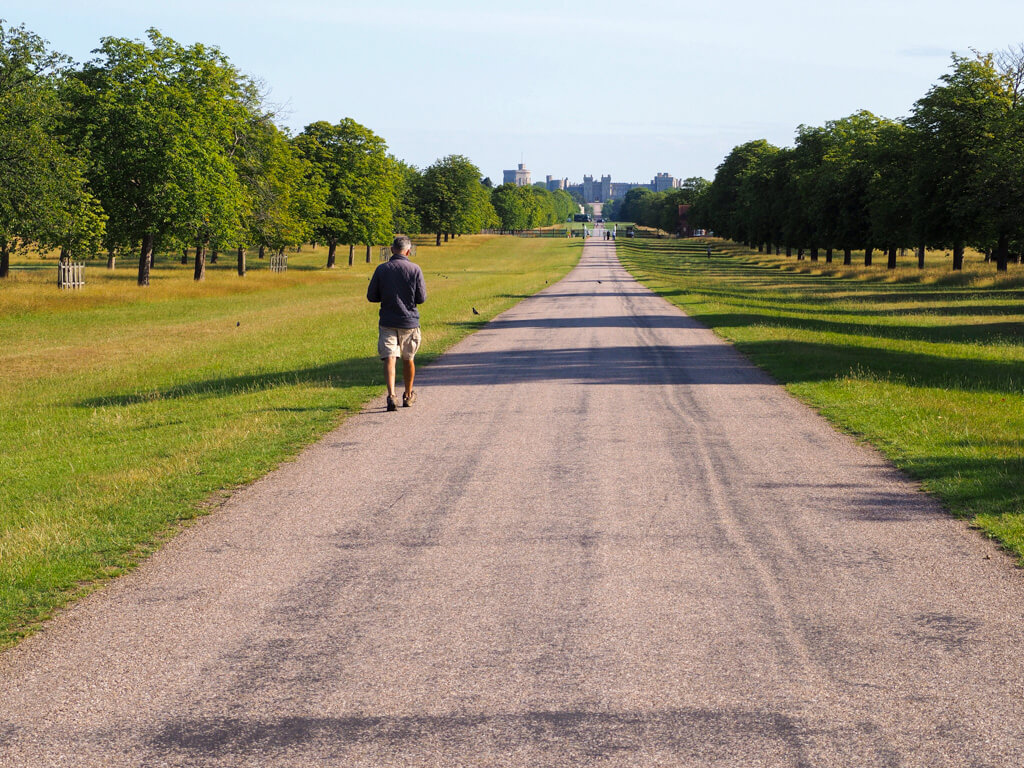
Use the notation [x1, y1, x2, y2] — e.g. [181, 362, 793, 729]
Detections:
[0, 23, 517, 285]
[690, 48, 1024, 272]
[603, 178, 710, 232]
[488, 182, 576, 231]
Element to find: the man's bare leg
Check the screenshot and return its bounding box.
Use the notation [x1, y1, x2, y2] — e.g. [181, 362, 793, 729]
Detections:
[403, 359, 415, 397]
[384, 357, 397, 398]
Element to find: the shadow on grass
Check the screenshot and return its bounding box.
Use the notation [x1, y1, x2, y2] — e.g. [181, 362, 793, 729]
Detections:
[901, 455, 1024, 520]
[696, 311, 1024, 347]
[732, 337, 1022, 395]
[78, 358, 381, 408]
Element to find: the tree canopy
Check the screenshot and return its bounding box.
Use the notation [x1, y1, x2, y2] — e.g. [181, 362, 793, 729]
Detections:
[0, 21, 103, 276]
[294, 118, 398, 267]
[697, 51, 1024, 271]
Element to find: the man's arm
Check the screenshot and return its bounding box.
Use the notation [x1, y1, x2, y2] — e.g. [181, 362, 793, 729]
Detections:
[415, 267, 426, 304]
[367, 267, 381, 303]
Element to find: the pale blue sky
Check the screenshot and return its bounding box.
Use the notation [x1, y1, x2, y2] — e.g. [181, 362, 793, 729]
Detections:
[5, 1, 1023, 183]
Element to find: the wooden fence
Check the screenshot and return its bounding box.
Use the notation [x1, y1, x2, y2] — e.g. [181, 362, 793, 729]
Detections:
[57, 262, 85, 288]
[269, 253, 287, 272]
[379, 244, 418, 262]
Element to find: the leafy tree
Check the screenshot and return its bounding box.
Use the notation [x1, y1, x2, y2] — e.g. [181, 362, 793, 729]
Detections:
[234, 116, 326, 274]
[0, 21, 102, 276]
[550, 189, 575, 222]
[907, 54, 1012, 269]
[294, 118, 397, 267]
[618, 187, 653, 224]
[391, 158, 422, 235]
[704, 140, 777, 243]
[804, 112, 895, 264]
[62, 29, 252, 285]
[418, 154, 487, 245]
[678, 176, 711, 203]
[464, 180, 498, 232]
[735, 146, 780, 251]
[867, 120, 917, 266]
[528, 186, 556, 227]
[491, 183, 533, 230]
[970, 53, 1024, 271]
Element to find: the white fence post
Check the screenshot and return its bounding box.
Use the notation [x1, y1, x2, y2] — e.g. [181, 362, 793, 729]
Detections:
[58, 262, 85, 289]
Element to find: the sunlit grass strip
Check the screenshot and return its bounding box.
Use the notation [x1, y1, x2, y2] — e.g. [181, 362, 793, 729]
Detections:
[0, 235, 581, 648]
[618, 238, 1024, 561]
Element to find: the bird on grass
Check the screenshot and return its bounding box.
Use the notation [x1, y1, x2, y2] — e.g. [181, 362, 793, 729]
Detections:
[472, 307, 480, 315]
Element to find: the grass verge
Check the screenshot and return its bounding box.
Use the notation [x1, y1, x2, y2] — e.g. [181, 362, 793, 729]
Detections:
[617, 238, 1024, 560]
[0, 235, 580, 648]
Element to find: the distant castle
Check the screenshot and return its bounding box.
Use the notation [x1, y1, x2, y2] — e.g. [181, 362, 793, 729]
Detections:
[502, 164, 532, 187]
[501, 162, 681, 202]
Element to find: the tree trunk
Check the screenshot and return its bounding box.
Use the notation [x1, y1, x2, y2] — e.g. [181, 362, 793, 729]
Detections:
[348, 244, 354, 267]
[210, 248, 218, 265]
[757, 243, 764, 253]
[443, 232, 449, 243]
[953, 242, 965, 271]
[107, 252, 116, 270]
[259, 244, 266, 259]
[193, 239, 208, 281]
[864, 246, 873, 267]
[0, 242, 9, 278]
[786, 246, 792, 258]
[365, 244, 372, 263]
[436, 232, 441, 246]
[887, 246, 897, 269]
[59, 245, 71, 265]
[843, 247, 852, 265]
[996, 233, 1009, 272]
[326, 241, 337, 268]
[237, 245, 246, 276]
[984, 248, 991, 262]
[797, 248, 804, 261]
[181, 247, 189, 265]
[917, 244, 926, 269]
[810, 247, 818, 262]
[138, 233, 155, 286]
[825, 247, 833, 264]
[776, 245, 781, 255]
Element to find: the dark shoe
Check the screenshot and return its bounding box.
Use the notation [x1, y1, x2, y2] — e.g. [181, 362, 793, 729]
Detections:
[402, 390, 417, 407]
[386, 395, 398, 412]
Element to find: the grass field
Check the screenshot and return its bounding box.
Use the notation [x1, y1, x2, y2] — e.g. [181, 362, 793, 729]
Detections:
[0, 235, 581, 648]
[618, 238, 1024, 561]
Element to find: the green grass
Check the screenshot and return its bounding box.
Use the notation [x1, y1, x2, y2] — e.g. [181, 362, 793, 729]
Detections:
[618, 238, 1024, 560]
[0, 235, 581, 648]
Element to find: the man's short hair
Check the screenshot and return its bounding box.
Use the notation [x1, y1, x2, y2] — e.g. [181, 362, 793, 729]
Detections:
[391, 235, 412, 253]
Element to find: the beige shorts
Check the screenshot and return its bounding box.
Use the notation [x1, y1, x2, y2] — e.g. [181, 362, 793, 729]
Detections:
[378, 326, 421, 360]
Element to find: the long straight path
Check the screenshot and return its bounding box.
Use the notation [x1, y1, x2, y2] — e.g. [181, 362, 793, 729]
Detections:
[2, 237, 1024, 766]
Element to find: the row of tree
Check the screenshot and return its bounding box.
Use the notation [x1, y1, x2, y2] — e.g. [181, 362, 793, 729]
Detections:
[0, 23, 501, 285]
[489, 183, 576, 231]
[691, 49, 1024, 271]
[603, 178, 710, 232]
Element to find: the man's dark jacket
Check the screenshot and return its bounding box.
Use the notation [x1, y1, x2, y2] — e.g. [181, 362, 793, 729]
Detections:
[366, 254, 427, 328]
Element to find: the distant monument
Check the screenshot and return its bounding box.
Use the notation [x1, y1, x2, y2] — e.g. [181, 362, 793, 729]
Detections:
[502, 163, 531, 187]
[502, 162, 683, 201]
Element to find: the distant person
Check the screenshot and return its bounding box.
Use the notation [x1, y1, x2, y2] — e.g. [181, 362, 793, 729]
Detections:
[367, 235, 426, 412]
[706, 245, 712, 258]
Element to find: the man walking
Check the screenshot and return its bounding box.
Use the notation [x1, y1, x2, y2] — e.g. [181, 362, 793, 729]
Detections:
[367, 235, 426, 412]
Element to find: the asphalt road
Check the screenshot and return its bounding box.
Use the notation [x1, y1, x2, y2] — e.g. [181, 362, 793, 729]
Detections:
[2, 235, 1023, 767]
